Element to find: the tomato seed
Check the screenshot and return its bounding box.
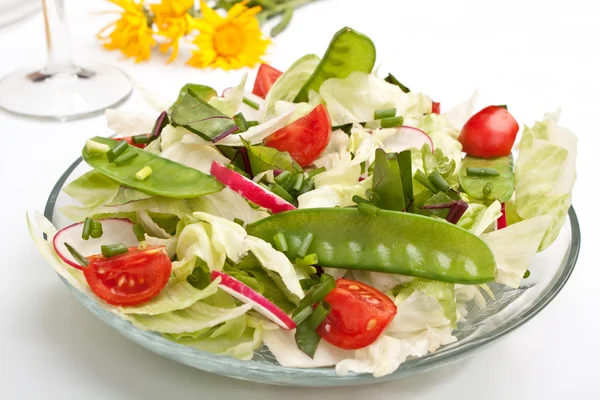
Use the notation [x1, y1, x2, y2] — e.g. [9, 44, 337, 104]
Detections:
[138, 277, 144, 284]
[367, 319, 377, 331]
[117, 275, 126, 287]
[348, 285, 360, 290]
[128, 279, 135, 288]
[97, 268, 105, 274]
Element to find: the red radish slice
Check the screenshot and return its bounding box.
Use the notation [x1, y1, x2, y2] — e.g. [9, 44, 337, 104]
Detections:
[53, 219, 138, 270]
[210, 161, 296, 213]
[497, 202, 507, 229]
[211, 270, 296, 330]
[382, 126, 434, 153]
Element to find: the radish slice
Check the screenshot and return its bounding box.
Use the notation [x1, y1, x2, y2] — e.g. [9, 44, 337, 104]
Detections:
[53, 219, 138, 269]
[381, 126, 434, 153]
[211, 270, 296, 330]
[497, 202, 508, 229]
[210, 161, 296, 213]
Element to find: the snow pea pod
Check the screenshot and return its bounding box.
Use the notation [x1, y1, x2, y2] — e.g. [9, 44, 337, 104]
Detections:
[246, 208, 496, 284]
[294, 27, 376, 103]
[459, 155, 514, 202]
[82, 137, 223, 199]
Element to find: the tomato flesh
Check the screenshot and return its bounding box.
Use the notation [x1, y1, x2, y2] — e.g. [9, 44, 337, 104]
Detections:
[458, 106, 519, 158]
[317, 279, 397, 350]
[252, 64, 283, 99]
[264, 104, 332, 167]
[432, 101, 441, 114]
[84, 246, 171, 306]
[115, 135, 149, 149]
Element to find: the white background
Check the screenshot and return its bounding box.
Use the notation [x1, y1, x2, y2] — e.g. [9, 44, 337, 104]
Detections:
[0, 0, 597, 398]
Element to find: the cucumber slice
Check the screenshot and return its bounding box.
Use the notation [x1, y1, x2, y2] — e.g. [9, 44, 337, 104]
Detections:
[459, 155, 515, 202]
[294, 27, 376, 103]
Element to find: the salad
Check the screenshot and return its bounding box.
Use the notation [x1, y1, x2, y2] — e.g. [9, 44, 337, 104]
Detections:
[29, 27, 577, 378]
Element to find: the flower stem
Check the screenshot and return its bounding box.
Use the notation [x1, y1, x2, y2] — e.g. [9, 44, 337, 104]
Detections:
[259, 0, 319, 20]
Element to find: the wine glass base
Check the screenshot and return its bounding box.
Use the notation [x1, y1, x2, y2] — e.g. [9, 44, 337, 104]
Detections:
[0, 63, 133, 122]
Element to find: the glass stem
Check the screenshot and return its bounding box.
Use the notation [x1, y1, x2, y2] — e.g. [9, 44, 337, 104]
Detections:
[42, 0, 77, 75]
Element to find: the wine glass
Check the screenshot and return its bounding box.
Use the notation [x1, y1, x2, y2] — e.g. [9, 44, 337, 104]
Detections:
[0, 0, 132, 121]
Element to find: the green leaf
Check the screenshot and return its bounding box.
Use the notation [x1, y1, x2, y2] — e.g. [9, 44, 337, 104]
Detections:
[170, 90, 238, 142]
[393, 278, 457, 327]
[294, 321, 321, 358]
[372, 149, 405, 211]
[242, 139, 302, 175]
[384, 73, 410, 93]
[170, 84, 217, 112]
[63, 170, 121, 208]
[397, 150, 414, 211]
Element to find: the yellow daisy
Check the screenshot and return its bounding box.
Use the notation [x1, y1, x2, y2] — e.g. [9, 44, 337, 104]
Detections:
[187, 1, 270, 70]
[97, 0, 156, 63]
[150, 0, 196, 62]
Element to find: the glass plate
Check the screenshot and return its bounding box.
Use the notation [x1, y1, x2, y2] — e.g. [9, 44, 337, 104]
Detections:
[43, 157, 581, 387]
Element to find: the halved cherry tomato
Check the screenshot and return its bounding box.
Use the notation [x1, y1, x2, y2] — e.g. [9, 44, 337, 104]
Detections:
[432, 101, 441, 114]
[264, 104, 332, 167]
[115, 134, 150, 149]
[84, 246, 171, 306]
[252, 64, 283, 99]
[458, 106, 519, 158]
[316, 279, 397, 350]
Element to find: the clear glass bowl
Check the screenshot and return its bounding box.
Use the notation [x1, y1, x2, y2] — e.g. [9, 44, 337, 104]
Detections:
[44, 158, 581, 387]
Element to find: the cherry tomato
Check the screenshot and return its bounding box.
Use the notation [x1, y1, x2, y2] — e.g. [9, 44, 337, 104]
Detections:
[316, 279, 397, 350]
[264, 104, 332, 167]
[84, 246, 171, 306]
[252, 64, 283, 99]
[115, 135, 150, 149]
[432, 101, 441, 114]
[458, 106, 519, 158]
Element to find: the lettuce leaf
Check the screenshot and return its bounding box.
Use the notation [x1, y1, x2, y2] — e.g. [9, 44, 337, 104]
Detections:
[105, 109, 156, 136]
[297, 183, 366, 209]
[208, 73, 247, 117]
[457, 200, 502, 236]
[414, 113, 463, 167]
[515, 111, 577, 250]
[62, 170, 121, 213]
[159, 138, 230, 174]
[392, 279, 457, 328]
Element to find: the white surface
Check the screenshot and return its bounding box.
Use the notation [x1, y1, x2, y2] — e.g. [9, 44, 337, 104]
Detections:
[0, 0, 597, 398]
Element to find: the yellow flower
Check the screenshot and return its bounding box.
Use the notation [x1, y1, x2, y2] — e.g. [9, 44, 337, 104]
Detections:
[187, 1, 270, 70]
[150, 0, 196, 62]
[97, 0, 155, 63]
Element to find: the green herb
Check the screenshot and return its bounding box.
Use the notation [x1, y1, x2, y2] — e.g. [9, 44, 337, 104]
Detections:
[243, 96, 260, 110]
[292, 306, 313, 325]
[270, 183, 296, 204]
[275, 170, 293, 190]
[352, 195, 375, 206]
[85, 139, 110, 156]
[414, 169, 438, 193]
[358, 202, 381, 216]
[429, 171, 451, 192]
[242, 139, 302, 176]
[300, 276, 321, 291]
[135, 166, 153, 181]
[132, 134, 150, 145]
[170, 84, 217, 112]
[106, 140, 128, 162]
[247, 120, 259, 127]
[294, 301, 331, 358]
[187, 260, 211, 290]
[523, 270, 531, 279]
[234, 218, 245, 227]
[292, 274, 335, 317]
[296, 232, 314, 258]
[64, 242, 89, 267]
[374, 108, 396, 120]
[292, 174, 305, 191]
[113, 151, 138, 166]
[372, 149, 405, 211]
[273, 232, 289, 252]
[384, 73, 410, 93]
[233, 112, 249, 132]
[89, 220, 103, 239]
[132, 223, 146, 242]
[295, 253, 319, 275]
[397, 150, 414, 211]
[298, 177, 314, 195]
[101, 243, 129, 258]
[466, 167, 500, 177]
[82, 217, 93, 240]
[380, 116, 404, 129]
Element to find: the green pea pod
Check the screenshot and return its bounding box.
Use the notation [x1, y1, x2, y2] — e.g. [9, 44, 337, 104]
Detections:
[294, 27, 376, 103]
[247, 208, 497, 284]
[82, 137, 224, 199]
[459, 155, 514, 202]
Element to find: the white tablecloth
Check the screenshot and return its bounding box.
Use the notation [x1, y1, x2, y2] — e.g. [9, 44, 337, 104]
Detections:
[1, 0, 597, 398]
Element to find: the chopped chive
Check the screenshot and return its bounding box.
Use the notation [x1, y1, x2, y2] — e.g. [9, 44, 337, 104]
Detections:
[300, 276, 320, 290]
[380, 116, 405, 129]
[85, 139, 110, 156]
[292, 305, 313, 325]
[482, 182, 493, 196]
[243, 97, 260, 110]
[101, 243, 129, 258]
[384, 73, 411, 93]
[275, 170, 292, 188]
[299, 178, 315, 195]
[150, 111, 169, 140]
[233, 112, 249, 132]
[414, 170, 438, 193]
[523, 270, 531, 279]
[296, 253, 318, 269]
[106, 140, 128, 162]
[292, 174, 305, 192]
[234, 218, 245, 227]
[138, 241, 148, 251]
[113, 151, 138, 166]
[273, 232, 289, 252]
[365, 188, 380, 204]
[358, 202, 381, 216]
[135, 166, 153, 181]
[307, 167, 326, 178]
[293, 274, 335, 317]
[132, 223, 146, 242]
[132, 134, 150, 145]
[296, 232, 314, 258]
[82, 217, 93, 240]
[89, 220, 103, 239]
[466, 167, 500, 177]
[247, 120, 259, 128]
[270, 183, 295, 204]
[374, 108, 396, 120]
[429, 171, 450, 192]
[306, 301, 331, 330]
[64, 242, 89, 267]
[352, 195, 374, 206]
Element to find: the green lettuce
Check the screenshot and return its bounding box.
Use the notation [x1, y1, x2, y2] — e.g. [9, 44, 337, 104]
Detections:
[393, 278, 457, 328]
[208, 73, 247, 117]
[457, 200, 502, 236]
[515, 112, 577, 250]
